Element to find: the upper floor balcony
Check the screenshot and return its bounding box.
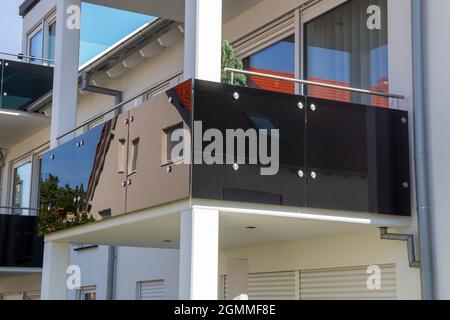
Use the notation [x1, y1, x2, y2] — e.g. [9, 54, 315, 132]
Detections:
[0, 57, 52, 150]
[0, 58, 53, 111]
[38, 76, 411, 235]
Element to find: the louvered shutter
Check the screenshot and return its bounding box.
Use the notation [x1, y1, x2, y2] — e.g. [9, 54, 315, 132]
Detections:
[232, 12, 295, 59]
[224, 271, 297, 300]
[300, 264, 397, 300]
[138, 280, 165, 300]
[1, 292, 23, 300]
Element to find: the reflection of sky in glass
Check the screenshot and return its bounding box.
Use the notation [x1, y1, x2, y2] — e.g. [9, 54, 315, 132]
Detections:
[250, 40, 295, 74]
[41, 125, 104, 189]
[370, 44, 388, 86]
[79, 3, 155, 65]
[307, 46, 351, 83]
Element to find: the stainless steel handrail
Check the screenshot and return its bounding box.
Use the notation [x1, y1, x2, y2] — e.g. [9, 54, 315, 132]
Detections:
[224, 67, 406, 100]
[0, 51, 54, 63]
[57, 71, 183, 141]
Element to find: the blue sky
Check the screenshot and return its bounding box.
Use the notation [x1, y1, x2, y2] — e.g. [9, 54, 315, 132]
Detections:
[79, 3, 155, 65]
[0, 0, 23, 58]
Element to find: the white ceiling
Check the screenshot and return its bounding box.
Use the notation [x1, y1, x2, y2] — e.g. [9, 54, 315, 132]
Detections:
[49, 210, 376, 250]
[84, 0, 264, 22]
[0, 110, 49, 149]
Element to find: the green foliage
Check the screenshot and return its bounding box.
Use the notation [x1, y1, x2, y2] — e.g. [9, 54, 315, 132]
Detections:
[38, 208, 95, 236]
[38, 174, 95, 236]
[221, 40, 247, 86]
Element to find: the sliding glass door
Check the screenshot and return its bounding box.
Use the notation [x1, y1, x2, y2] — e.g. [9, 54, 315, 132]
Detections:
[304, 0, 389, 107]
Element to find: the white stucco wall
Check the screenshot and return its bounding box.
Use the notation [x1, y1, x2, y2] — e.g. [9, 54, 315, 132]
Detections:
[0, 274, 42, 294]
[219, 230, 421, 300]
[423, 0, 450, 300]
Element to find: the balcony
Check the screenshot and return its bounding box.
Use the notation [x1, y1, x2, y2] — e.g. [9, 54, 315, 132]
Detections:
[0, 59, 53, 111]
[0, 209, 44, 269]
[39, 79, 411, 234]
[0, 59, 52, 149]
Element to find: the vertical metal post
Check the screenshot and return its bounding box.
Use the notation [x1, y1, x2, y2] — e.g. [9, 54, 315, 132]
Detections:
[411, 0, 434, 300]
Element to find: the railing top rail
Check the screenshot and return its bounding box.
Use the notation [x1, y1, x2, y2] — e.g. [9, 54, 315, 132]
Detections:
[0, 51, 54, 63]
[224, 67, 406, 100]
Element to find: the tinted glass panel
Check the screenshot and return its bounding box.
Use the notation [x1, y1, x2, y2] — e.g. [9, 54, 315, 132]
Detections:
[79, 3, 155, 65]
[0, 214, 43, 268]
[192, 80, 306, 207]
[1, 59, 53, 110]
[305, 0, 389, 107]
[243, 35, 295, 94]
[306, 97, 410, 215]
[40, 118, 127, 225]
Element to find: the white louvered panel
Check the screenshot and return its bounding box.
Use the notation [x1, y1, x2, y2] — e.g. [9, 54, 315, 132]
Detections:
[138, 280, 165, 300]
[300, 264, 397, 300]
[224, 271, 296, 300]
[1, 292, 23, 300]
[24, 290, 41, 300]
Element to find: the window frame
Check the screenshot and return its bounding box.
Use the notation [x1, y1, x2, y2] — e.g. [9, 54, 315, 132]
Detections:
[10, 156, 33, 215]
[77, 285, 97, 300]
[8, 145, 48, 216]
[26, 9, 56, 66]
[301, 0, 390, 107]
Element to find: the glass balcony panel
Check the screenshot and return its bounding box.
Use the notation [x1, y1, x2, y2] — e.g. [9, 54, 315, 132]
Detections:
[40, 115, 127, 223]
[192, 80, 306, 207]
[125, 81, 191, 213]
[305, 97, 410, 215]
[0, 213, 43, 268]
[0, 59, 53, 110]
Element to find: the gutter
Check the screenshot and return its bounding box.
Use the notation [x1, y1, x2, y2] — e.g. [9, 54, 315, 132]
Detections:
[411, 0, 434, 300]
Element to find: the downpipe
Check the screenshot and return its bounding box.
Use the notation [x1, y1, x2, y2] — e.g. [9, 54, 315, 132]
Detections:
[82, 72, 122, 301]
[379, 228, 420, 268]
[81, 72, 122, 105]
[411, 0, 434, 299]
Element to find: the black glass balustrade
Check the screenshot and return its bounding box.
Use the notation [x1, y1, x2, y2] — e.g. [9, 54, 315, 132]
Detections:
[40, 79, 411, 234]
[0, 59, 53, 110]
[0, 211, 43, 268]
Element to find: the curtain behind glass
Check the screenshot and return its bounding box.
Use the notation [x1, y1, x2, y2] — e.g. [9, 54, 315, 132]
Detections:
[305, 0, 388, 107]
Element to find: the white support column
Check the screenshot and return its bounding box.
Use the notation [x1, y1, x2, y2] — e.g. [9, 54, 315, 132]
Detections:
[227, 258, 249, 300]
[50, 0, 81, 148]
[179, 208, 219, 300]
[41, 241, 70, 300]
[184, 0, 222, 82]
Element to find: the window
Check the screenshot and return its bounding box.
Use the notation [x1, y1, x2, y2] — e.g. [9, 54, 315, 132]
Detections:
[304, 0, 389, 107]
[137, 280, 165, 300]
[9, 147, 47, 216]
[28, 29, 43, 64]
[78, 286, 97, 300]
[243, 35, 296, 94]
[11, 161, 32, 215]
[27, 12, 56, 66]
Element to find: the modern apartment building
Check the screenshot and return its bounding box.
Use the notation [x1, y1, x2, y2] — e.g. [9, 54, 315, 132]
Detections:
[0, 0, 449, 300]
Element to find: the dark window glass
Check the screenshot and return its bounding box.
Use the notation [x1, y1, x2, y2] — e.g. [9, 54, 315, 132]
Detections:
[305, 0, 389, 107]
[243, 35, 295, 94]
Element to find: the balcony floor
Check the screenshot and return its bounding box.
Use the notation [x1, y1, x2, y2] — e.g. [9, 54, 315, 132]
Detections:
[44, 199, 411, 250]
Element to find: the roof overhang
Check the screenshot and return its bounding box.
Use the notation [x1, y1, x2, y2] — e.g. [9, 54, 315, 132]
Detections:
[0, 110, 49, 149]
[84, 0, 264, 23]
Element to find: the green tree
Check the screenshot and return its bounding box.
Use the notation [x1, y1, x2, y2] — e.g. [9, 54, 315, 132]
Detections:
[221, 40, 247, 86]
